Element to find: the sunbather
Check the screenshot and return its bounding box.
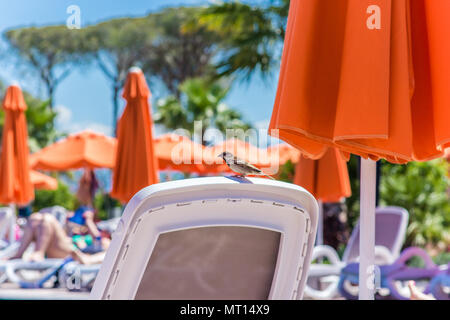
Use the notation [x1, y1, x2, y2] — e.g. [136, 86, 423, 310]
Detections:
[408, 281, 436, 300]
[6, 169, 109, 264]
[7, 212, 109, 265]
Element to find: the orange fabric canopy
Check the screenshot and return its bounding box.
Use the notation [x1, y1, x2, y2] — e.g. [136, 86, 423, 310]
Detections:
[29, 130, 117, 171]
[30, 170, 58, 190]
[154, 133, 217, 174]
[270, 0, 450, 163]
[0, 85, 34, 205]
[208, 139, 302, 175]
[111, 68, 159, 203]
[267, 143, 301, 165]
[212, 138, 274, 172]
[294, 148, 351, 203]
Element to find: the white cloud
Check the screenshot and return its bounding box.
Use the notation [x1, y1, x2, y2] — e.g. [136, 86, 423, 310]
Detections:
[55, 105, 73, 126]
[54, 105, 113, 136]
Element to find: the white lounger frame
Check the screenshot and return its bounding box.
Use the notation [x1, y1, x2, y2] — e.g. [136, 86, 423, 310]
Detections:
[91, 177, 318, 300]
[305, 206, 409, 300]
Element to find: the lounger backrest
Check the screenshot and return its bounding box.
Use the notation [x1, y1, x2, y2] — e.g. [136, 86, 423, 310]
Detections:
[91, 177, 318, 300]
[135, 226, 281, 300]
[343, 206, 409, 263]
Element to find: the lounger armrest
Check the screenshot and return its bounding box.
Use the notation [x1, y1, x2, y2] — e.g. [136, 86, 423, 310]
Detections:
[374, 245, 395, 264]
[311, 245, 342, 265]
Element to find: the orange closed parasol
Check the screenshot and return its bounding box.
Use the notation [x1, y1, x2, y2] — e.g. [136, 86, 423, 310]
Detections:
[270, 0, 450, 162]
[269, 0, 450, 299]
[111, 68, 159, 203]
[0, 84, 34, 205]
[30, 170, 58, 190]
[29, 130, 117, 171]
[294, 148, 351, 246]
[294, 148, 351, 203]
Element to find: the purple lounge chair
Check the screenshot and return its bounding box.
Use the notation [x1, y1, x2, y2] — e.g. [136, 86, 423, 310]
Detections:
[339, 247, 449, 300]
[305, 206, 409, 299]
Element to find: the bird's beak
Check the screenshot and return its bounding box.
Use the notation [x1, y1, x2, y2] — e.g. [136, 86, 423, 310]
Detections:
[217, 154, 222, 158]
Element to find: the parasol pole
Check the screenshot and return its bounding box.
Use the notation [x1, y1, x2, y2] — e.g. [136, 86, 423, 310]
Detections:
[359, 158, 376, 300]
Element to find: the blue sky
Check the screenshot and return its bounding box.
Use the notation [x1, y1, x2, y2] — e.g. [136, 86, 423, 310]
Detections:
[0, 0, 280, 137]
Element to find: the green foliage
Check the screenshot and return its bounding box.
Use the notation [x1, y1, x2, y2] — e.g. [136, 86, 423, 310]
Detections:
[344, 155, 361, 229]
[154, 77, 252, 145]
[277, 159, 295, 183]
[379, 159, 450, 247]
[144, 7, 219, 96]
[193, 0, 288, 78]
[94, 192, 122, 221]
[23, 93, 58, 151]
[33, 180, 76, 212]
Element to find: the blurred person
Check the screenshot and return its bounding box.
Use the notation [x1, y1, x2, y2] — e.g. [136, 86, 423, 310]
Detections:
[408, 281, 436, 300]
[66, 169, 103, 252]
[6, 169, 110, 264]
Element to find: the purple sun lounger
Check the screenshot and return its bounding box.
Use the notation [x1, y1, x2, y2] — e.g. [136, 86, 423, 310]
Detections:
[338, 247, 449, 300]
[305, 206, 409, 299]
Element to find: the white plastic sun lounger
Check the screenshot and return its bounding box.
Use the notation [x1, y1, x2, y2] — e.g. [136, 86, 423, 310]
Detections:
[90, 176, 319, 300]
[59, 261, 101, 291]
[0, 207, 19, 260]
[304, 206, 409, 299]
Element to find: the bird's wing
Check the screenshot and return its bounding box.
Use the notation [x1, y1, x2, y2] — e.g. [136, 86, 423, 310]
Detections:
[235, 161, 263, 174]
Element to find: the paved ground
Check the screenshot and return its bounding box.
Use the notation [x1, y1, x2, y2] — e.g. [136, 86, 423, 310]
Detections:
[0, 283, 90, 300]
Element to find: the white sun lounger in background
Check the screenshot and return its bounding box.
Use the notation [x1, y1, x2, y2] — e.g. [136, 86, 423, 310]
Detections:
[0, 207, 19, 260]
[90, 176, 319, 300]
[0, 207, 16, 248]
[305, 206, 409, 300]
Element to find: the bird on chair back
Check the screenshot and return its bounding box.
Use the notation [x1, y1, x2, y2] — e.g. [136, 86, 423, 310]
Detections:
[218, 152, 275, 180]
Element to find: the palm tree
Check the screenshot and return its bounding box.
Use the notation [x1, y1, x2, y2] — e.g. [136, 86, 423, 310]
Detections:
[191, 0, 290, 79]
[154, 77, 252, 145]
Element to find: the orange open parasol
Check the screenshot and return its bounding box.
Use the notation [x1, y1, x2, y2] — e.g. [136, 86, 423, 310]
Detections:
[269, 0, 450, 299]
[267, 143, 301, 165]
[30, 170, 58, 190]
[111, 68, 159, 203]
[154, 133, 211, 174]
[212, 138, 275, 173]
[0, 84, 34, 205]
[29, 130, 117, 171]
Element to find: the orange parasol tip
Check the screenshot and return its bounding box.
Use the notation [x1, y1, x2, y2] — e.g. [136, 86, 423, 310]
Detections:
[129, 66, 142, 73]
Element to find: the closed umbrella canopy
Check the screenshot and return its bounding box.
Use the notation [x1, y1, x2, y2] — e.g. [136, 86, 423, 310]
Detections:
[111, 68, 159, 203]
[270, 0, 450, 162]
[30, 170, 58, 190]
[294, 148, 351, 203]
[269, 0, 450, 299]
[0, 84, 34, 205]
[29, 130, 117, 171]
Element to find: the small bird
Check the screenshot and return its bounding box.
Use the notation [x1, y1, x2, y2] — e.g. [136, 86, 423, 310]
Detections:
[218, 151, 275, 180]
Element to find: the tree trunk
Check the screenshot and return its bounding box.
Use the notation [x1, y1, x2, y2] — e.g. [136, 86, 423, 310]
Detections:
[112, 84, 120, 137]
[47, 82, 54, 110]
